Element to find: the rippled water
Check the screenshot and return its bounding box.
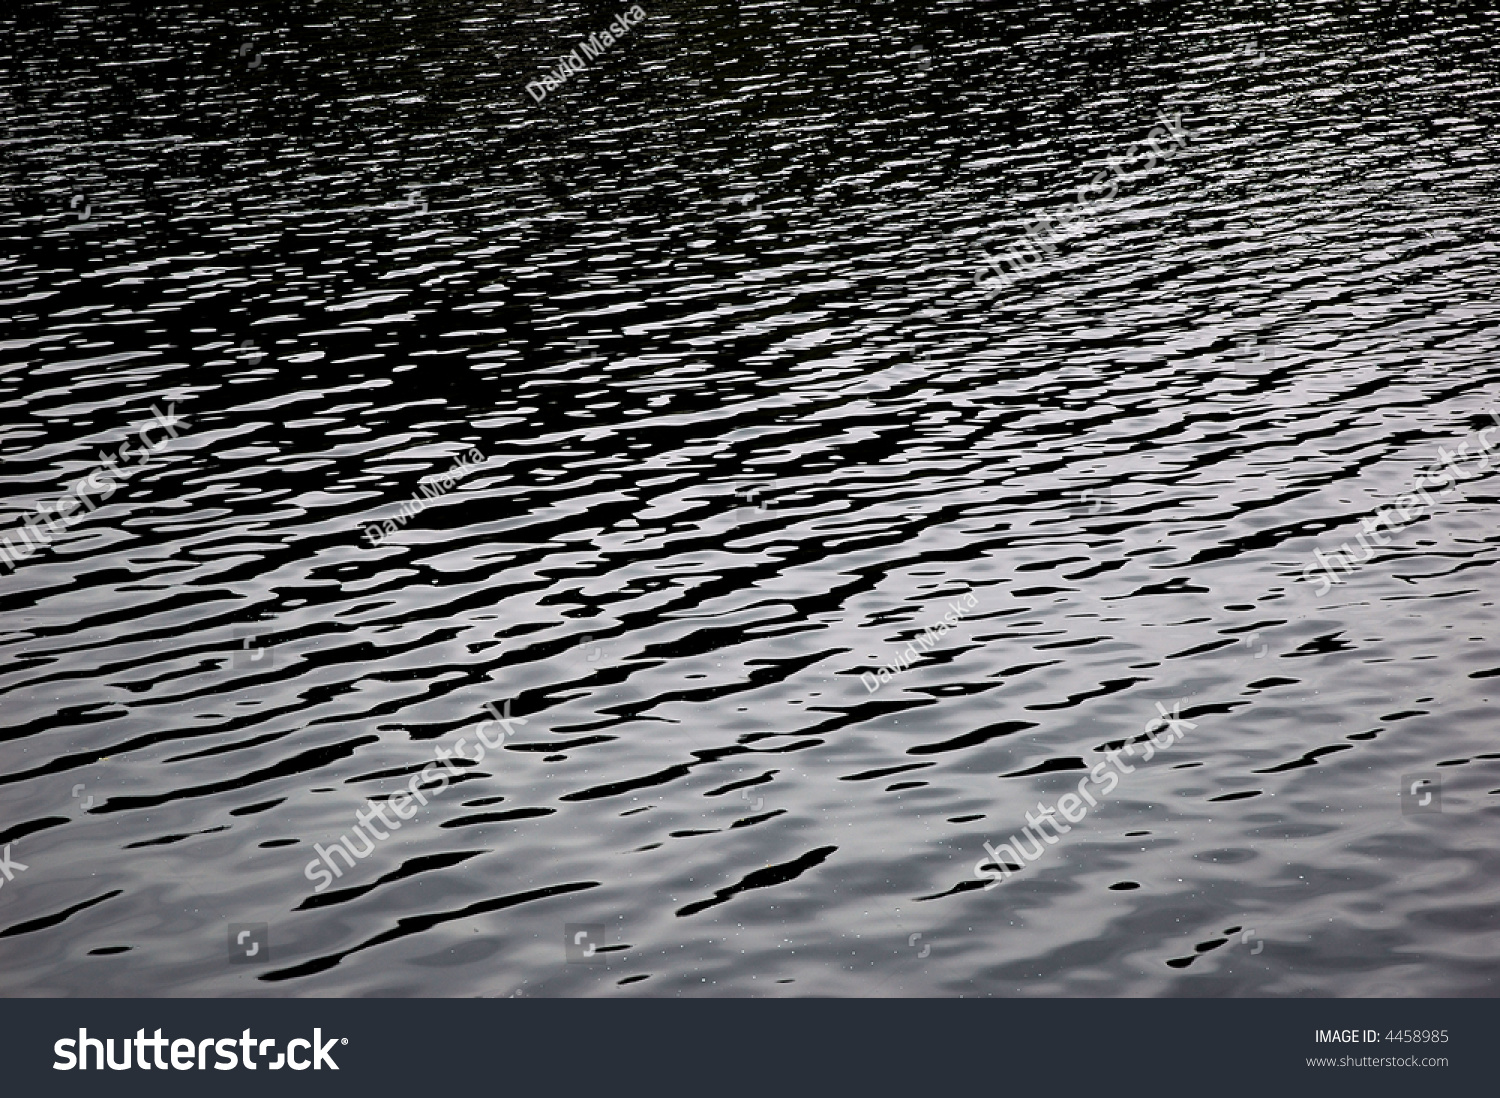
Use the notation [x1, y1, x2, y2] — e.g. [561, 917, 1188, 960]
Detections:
[1, 0, 1499, 997]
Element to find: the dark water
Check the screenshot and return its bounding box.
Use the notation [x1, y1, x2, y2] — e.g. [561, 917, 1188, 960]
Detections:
[2, 0, 1499, 997]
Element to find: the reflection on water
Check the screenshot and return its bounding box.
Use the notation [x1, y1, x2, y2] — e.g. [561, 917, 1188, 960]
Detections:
[1, 0, 1498, 997]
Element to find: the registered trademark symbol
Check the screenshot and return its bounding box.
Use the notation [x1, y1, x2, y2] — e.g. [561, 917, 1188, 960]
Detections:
[341, 1038, 348, 1044]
